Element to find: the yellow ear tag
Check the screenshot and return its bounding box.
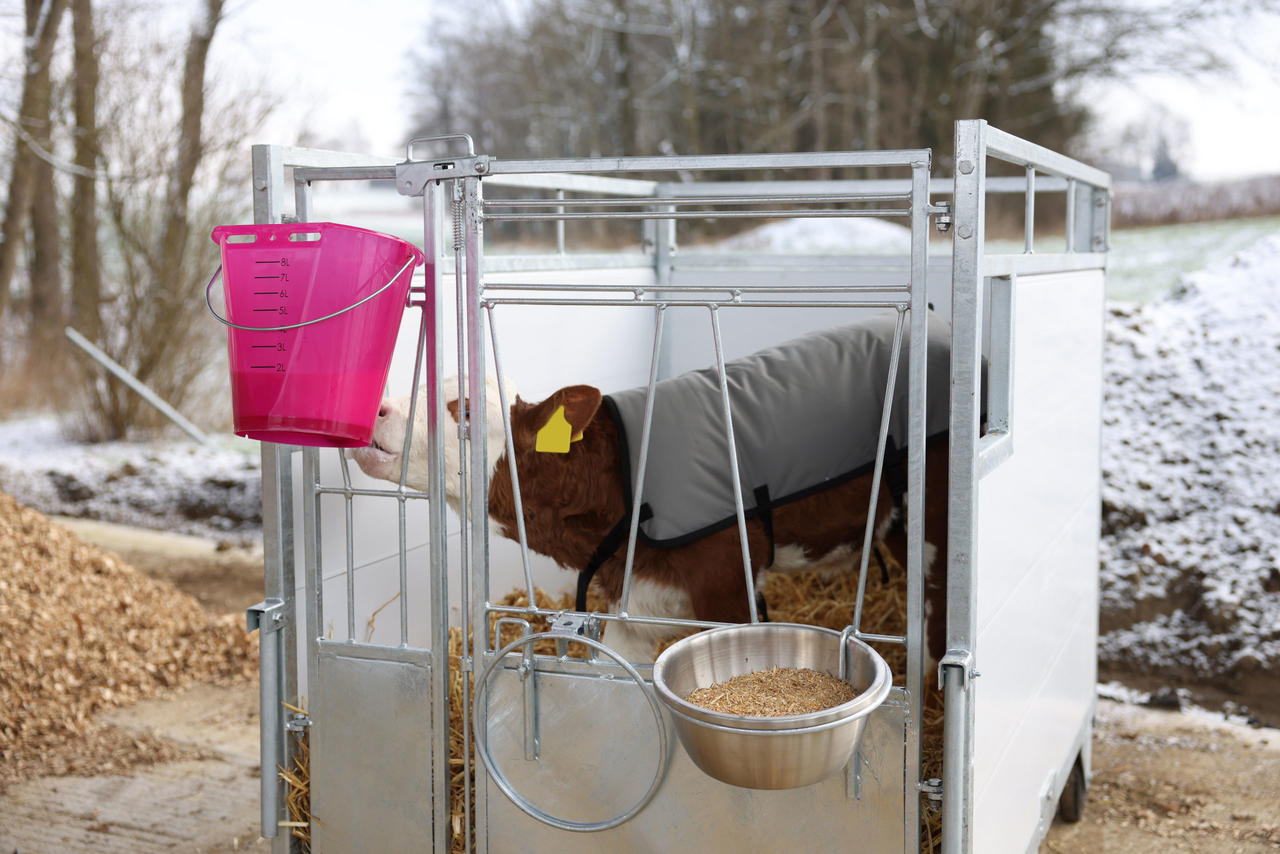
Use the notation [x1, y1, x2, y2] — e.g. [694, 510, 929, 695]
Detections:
[536, 405, 574, 453]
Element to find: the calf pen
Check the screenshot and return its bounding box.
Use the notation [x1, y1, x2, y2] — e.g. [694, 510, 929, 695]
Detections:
[239, 120, 1110, 853]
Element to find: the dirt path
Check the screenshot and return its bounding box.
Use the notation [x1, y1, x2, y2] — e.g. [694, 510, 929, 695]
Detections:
[5, 517, 1279, 853]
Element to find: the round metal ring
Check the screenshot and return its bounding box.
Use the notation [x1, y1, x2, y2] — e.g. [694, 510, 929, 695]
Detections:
[472, 632, 670, 833]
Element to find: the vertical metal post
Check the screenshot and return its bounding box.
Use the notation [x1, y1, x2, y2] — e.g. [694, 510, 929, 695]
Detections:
[943, 118, 988, 854]
[424, 178, 452, 854]
[252, 142, 299, 854]
[708, 305, 758, 623]
[904, 155, 931, 854]
[1023, 167, 1036, 253]
[1064, 179, 1077, 253]
[464, 174, 490, 854]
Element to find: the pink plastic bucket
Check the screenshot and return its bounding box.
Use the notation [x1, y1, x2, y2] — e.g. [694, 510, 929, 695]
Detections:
[208, 222, 427, 447]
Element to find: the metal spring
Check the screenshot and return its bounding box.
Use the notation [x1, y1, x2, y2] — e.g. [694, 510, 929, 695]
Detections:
[453, 193, 464, 252]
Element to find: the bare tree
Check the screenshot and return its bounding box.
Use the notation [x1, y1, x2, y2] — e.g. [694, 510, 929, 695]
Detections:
[70, 0, 103, 345]
[0, 0, 70, 322]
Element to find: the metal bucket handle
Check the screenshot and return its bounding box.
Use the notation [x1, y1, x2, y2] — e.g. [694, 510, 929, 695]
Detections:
[203, 255, 416, 333]
[472, 631, 671, 833]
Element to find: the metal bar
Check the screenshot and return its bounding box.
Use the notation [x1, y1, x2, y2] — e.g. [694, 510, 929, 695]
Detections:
[463, 174, 488, 854]
[314, 484, 430, 500]
[246, 599, 285, 838]
[468, 170, 658, 196]
[659, 176, 1073, 197]
[1065, 179, 1077, 253]
[984, 125, 1112, 188]
[423, 179, 451, 854]
[617, 306, 668, 615]
[483, 207, 911, 223]
[64, 328, 209, 444]
[250, 142, 299, 854]
[852, 309, 906, 636]
[485, 191, 910, 208]
[708, 305, 758, 624]
[476, 298, 912, 310]
[555, 190, 566, 254]
[1024, 167, 1036, 254]
[487, 149, 932, 175]
[481, 282, 909, 294]
[485, 303, 538, 604]
[943, 117, 988, 854]
[904, 157, 932, 853]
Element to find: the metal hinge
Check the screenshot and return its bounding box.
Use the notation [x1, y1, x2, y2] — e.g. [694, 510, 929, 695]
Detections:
[919, 777, 944, 808]
[286, 713, 312, 733]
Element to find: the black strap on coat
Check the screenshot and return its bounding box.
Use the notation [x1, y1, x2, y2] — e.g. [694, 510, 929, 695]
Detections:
[576, 504, 654, 612]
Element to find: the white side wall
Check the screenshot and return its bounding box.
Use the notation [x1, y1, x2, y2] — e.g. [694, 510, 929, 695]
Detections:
[970, 270, 1104, 852]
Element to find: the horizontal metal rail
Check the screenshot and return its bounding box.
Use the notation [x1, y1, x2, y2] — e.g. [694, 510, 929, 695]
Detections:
[487, 149, 932, 176]
[484, 207, 910, 222]
[480, 282, 909, 294]
[484, 191, 910, 208]
[483, 603, 909, 646]
[479, 297, 912, 310]
[983, 126, 1111, 189]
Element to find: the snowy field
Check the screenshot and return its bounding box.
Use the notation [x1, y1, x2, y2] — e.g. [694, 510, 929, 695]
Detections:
[2, 212, 1278, 711]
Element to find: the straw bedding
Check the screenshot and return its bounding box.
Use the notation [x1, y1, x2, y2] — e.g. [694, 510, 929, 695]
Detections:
[443, 543, 944, 853]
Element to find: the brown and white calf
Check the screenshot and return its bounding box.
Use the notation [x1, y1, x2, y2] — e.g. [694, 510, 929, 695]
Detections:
[351, 371, 950, 664]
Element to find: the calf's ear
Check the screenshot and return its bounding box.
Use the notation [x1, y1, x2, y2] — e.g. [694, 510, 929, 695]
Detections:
[529, 385, 602, 453]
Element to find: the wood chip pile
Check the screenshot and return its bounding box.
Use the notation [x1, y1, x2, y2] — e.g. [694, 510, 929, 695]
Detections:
[0, 492, 257, 790]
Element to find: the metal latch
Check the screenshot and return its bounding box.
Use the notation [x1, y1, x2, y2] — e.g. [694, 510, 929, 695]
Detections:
[931, 201, 953, 233]
[550, 612, 602, 659]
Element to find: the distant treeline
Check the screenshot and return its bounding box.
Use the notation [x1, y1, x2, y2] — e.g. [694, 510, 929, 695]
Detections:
[1111, 176, 1280, 229]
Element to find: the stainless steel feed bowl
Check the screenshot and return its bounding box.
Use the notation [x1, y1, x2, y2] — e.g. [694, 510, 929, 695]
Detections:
[652, 623, 892, 789]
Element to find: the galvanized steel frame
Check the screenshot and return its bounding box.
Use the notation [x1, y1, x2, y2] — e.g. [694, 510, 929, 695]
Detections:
[943, 119, 1110, 854]
[249, 122, 1108, 854]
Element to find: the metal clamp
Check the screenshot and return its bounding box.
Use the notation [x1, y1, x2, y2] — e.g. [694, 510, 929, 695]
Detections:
[938, 648, 979, 691]
[204, 256, 416, 333]
[550, 612, 602, 659]
[472, 632, 670, 833]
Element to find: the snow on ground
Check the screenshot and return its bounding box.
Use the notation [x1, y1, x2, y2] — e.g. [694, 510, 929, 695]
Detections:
[0, 417, 262, 543]
[1099, 232, 1280, 685]
[690, 216, 914, 255]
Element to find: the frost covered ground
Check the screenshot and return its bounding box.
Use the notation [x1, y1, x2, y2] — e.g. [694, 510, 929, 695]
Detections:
[1099, 231, 1280, 706]
[0, 419, 261, 544]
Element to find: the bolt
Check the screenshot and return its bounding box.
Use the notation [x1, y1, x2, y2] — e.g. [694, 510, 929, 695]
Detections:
[474, 160, 488, 174]
[957, 225, 973, 239]
[958, 160, 974, 175]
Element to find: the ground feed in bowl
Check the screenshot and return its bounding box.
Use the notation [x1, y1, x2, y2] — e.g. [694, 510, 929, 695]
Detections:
[684, 666, 857, 716]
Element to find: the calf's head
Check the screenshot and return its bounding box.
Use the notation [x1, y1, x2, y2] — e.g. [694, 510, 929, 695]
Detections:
[349, 377, 604, 519]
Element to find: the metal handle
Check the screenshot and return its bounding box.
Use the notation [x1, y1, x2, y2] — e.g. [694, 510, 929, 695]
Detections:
[473, 632, 670, 833]
[246, 598, 286, 839]
[204, 255, 416, 332]
[405, 132, 476, 161]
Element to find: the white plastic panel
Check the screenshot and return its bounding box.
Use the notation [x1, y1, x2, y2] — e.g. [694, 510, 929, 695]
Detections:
[970, 270, 1103, 853]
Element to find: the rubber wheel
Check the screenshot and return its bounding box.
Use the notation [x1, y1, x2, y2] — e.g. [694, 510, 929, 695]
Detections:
[1057, 755, 1087, 823]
